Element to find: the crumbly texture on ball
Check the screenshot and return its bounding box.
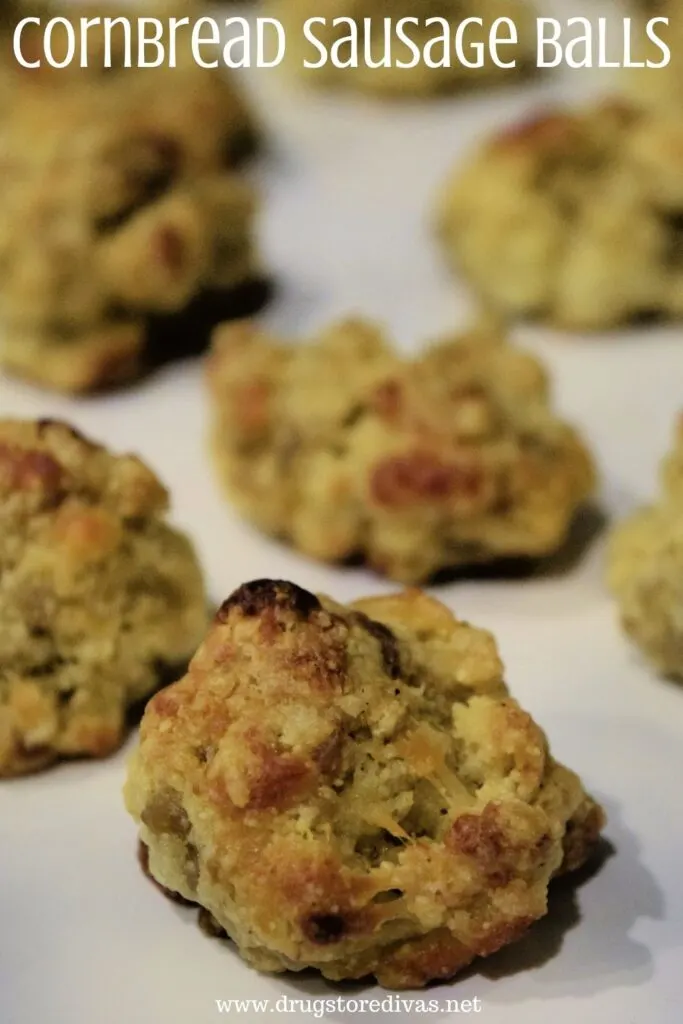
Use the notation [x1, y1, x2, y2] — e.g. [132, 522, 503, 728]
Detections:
[0, 419, 207, 776]
[0, 3, 260, 393]
[437, 101, 683, 330]
[270, 0, 536, 96]
[608, 418, 683, 679]
[125, 579, 604, 989]
[206, 318, 595, 583]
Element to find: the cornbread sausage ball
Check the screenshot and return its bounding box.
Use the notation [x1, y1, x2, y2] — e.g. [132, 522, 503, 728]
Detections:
[437, 101, 683, 330]
[0, 419, 207, 777]
[0, 3, 262, 393]
[125, 579, 604, 989]
[206, 318, 595, 583]
[270, 0, 536, 97]
[608, 417, 683, 679]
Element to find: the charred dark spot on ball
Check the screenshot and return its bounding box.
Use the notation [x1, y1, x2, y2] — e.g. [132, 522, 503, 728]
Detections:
[626, 308, 665, 327]
[223, 124, 259, 167]
[195, 744, 215, 764]
[662, 210, 683, 267]
[302, 913, 347, 945]
[216, 580, 322, 622]
[311, 728, 343, 775]
[56, 686, 76, 706]
[137, 838, 151, 875]
[352, 612, 402, 679]
[198, 907, 228, 939]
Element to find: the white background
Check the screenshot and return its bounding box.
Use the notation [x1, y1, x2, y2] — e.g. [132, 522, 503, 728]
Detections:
[1, 2, 682, 1022]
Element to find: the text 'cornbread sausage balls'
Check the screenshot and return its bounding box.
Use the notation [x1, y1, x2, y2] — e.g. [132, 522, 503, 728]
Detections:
[0, 419, 207, 777]
[0, 3, 263, 393]
[608, 416, 683, 680]
[206, 318, 595, 583]
[270, 0, 536, 97]
[437, 101, 683, 330]
[125, 579, 605, 989]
